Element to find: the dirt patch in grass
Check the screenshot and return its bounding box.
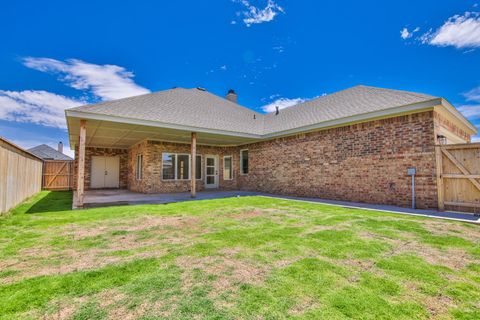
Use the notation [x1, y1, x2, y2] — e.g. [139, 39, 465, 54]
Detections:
[227, 209, 264, 220]
[97, 289, 155, 320]
[422, 220, 480, 242]
[288, 297, 320, 316]
[4, 238, 170, 282]
[176, 250, 268, 301]
[358, 231, 477, 270]
[41, 296, 88, 320]
[424, 294, 455, 318]
[63, 215, 203, 239]
[2, 215, 208, 282]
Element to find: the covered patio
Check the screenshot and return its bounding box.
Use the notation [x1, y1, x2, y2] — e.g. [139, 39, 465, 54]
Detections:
[67, 114, 259, 208]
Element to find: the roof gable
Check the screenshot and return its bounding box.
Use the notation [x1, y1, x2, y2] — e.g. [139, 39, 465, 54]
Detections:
[28, 144, 73, 160]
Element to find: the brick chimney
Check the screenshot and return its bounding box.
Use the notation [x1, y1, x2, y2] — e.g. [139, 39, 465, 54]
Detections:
[58, 141, 63, 154]
[226, 89, 237, 103]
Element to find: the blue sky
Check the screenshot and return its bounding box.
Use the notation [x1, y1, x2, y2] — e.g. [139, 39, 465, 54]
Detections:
[1, 0, 480, 157]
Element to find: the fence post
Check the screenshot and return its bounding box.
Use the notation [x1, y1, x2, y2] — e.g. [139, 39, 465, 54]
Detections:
[435, 145, 444, 211]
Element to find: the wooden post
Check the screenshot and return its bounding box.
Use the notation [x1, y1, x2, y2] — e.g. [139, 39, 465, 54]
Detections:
[191, 132, 197, 198]
[435, 145, 444, 211]
[77, 120, 87, 207]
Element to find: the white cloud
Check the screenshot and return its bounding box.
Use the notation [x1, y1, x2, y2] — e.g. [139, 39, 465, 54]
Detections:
[0, 90, 83, 128]
[23, 57, 150, 101]
[237, 0, 284, 27]
[400, 28, 412, 39]
[458, 104, 480, 119]
[472, 136, 480, 142]
[463, 86, 480, 102]
[400, 27, 420, 40]
[273, 45, 284, 53]
[421, 12, 480, 48]
[262, 97, 306, 112]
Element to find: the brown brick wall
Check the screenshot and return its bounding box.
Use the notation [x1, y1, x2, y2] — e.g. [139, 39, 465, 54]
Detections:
[73, 111, 442, 209]
[237, 111, 438, 209]
[127, 140, 240, 193]
[74, 147, 128, 190]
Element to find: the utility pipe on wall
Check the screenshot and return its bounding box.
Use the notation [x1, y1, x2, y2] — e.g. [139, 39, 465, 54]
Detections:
[407, 167, 416, 209]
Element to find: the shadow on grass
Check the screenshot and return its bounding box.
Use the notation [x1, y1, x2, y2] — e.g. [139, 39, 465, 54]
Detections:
[26, 191, 73, 214]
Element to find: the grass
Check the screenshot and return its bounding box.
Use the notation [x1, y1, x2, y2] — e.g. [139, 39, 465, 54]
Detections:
[0, 191, 479, 319]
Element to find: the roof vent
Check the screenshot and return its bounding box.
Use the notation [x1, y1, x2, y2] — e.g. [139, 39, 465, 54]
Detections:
[226, 89, 238, 103]
[196, 87, 206, 91]
[275, 106, 279, 115]
[58, 141, 63, 154]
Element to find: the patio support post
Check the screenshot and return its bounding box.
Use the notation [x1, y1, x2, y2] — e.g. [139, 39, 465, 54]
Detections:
[191, 132, 197, 198]
[77, 120, 87, 207]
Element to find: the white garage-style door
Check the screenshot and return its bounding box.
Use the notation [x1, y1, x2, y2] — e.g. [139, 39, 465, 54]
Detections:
[91, 156, 120, 189]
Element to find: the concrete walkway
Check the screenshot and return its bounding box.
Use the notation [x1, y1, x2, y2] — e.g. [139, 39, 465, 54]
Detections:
[78, 189, 479, 224]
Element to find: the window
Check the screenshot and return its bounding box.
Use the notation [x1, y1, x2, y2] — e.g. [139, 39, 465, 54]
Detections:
[135, 154, 143, 180]
[162, 153, 202, 180]
[223, 156, 233, 180]
[240, 149, 249, 174]
[162, 153, 176, 180]
[196, 155, 202, 180]
[176, 154, 190, 180]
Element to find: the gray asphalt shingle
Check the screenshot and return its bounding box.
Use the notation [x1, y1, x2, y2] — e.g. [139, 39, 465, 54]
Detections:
[68, 85, 439, 135]
[28, 144, 73, 160]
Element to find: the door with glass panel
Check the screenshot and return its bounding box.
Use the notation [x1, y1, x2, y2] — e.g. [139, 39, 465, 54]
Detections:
[205, 155, 218, 188]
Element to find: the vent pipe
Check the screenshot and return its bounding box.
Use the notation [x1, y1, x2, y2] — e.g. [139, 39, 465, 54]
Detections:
[58, 141, 63, 154]
[275, 106, 279, 115]
[226, 89, 238, 103]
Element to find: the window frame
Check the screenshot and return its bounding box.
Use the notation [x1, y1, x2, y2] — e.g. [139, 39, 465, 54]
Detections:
[175, 153, 191, 180]
[161, 153, 177, 181]
[223, 155, 233, 180]
[240, 149, 249, 175]
[161, 152, 204, 181]
[135, 154, 143, 180]
[195, 154, 202, 180]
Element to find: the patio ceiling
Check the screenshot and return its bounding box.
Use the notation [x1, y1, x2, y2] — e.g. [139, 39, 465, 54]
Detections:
[67, 117, 260, 150]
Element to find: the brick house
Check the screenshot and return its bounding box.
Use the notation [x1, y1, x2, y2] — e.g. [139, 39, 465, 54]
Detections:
[65, 85, 477, 208]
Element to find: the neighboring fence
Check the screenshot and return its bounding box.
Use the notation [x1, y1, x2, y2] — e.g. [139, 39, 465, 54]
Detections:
[42, 160, 74, 190]
[436, 143, 480, 214]
[0, 137, 43, 214]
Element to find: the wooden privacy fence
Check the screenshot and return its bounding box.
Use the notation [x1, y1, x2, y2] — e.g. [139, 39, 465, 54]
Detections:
[42, 160, 74, 190]
[0, 137, 43, 214]
[435, 143, 480, 214]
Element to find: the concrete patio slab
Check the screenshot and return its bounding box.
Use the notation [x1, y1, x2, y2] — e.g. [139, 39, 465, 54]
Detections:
[77, 189, 260, 208]
[74, 189, 480, 224]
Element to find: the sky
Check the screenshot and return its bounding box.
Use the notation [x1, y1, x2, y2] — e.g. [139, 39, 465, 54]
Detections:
[1, 0, 480, 158]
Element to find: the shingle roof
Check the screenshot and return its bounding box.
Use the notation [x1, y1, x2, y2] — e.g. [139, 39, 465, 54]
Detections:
[28, 144, 73, 160]
[69, 88, 264, 135]
[263, 85, 438, 134]
[68, 85, 439, 136]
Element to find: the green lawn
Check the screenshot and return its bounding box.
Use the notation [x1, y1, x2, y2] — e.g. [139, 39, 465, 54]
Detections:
[1, 191, 479, 319]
